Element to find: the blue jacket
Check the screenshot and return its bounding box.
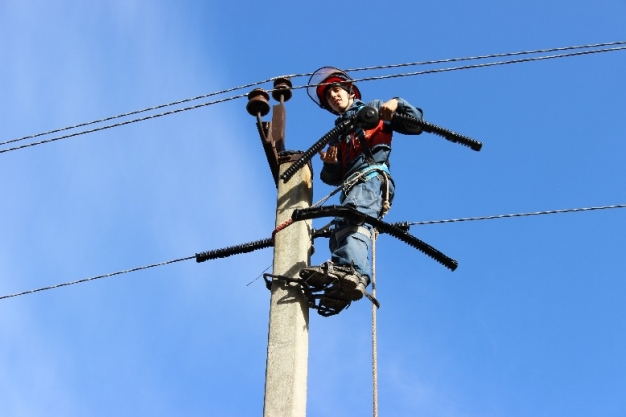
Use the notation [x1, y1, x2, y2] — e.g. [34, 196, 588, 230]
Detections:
[320, 98, 423, 186]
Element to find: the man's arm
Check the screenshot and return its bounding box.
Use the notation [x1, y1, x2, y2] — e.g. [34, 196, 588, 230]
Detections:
[370, 97, 423, 135]
[319, 146, 343, 186]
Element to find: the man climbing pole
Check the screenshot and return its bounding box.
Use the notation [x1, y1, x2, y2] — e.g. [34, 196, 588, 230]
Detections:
[300, 67, 423, 315]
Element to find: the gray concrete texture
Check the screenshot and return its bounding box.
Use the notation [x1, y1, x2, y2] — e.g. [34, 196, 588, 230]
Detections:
[263, 160, 312, 417]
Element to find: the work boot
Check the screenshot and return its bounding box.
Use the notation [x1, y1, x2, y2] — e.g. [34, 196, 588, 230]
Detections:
[299, 262, 339, 290]
[329, 264, 367, 301]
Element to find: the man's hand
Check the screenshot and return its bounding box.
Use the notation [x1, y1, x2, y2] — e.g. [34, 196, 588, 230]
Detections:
[379, 98, 399, 121]
[319, 145, 338, 163]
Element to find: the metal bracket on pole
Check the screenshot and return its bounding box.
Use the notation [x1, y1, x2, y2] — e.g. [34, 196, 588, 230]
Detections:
[246, 78, 292, 186]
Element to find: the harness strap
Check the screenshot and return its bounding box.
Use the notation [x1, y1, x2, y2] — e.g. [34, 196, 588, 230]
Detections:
[340, 164, 393, 220]
[341, 164, 390, 194]
[379, 176, 391, 219]
[355, 128, 376, 165]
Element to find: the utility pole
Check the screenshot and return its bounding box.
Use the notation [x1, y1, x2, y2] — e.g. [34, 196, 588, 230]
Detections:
[247, 81, 312, 417]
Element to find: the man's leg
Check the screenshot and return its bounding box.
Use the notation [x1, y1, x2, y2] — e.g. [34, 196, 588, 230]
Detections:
[329, 176, 385, 282]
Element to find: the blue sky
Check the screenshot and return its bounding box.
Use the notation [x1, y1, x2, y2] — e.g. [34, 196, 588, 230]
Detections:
[1, 1, 625, 416]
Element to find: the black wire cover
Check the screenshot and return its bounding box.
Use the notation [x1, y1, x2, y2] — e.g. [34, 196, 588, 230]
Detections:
[279, 119, 353, 183]
[392, 113, 483, 151]
[195, 238, 274, 263]
[293, 205, 458, 271]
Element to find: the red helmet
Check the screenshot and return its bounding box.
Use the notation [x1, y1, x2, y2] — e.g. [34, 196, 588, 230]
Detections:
[307, 67, 361, 114]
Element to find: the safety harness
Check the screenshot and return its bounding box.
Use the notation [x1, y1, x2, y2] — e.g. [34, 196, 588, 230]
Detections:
[337, 115, 394, 220]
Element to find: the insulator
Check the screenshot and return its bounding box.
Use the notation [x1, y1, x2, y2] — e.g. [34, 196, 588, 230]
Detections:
[246, 89, 271, 117]
[272, 77, 293, 102]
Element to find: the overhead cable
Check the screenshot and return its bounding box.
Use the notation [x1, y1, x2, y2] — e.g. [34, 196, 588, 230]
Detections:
[0, 255, 194, 301]
[409, 204, 626, 226]
[0, 80, 280, 148]
[343, 40, 626, 73]
[0, 94, 247, 155]
[299, 46, 626, 88]
[1, 203, 623, 302]
[3, 41, 622, 149]
[2, 43, 625, 155]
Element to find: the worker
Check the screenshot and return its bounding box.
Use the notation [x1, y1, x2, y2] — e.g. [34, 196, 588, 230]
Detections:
[300, 67, 423, 314]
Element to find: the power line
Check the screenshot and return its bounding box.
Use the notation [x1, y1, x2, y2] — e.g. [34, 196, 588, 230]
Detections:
[283, 46, 626, 102]
[409, 204, 626, 226]
[0, 42, 626, 154]
[2, 41, 623, 152]
[318, 45, 626, 87]
[0, 255, 194, 301]
[1, 203, 623, 302]
[0, 80, 278, 148]
[0, 94, 247, 155]
[343, 40, 626, 72]
[6, 41, 617, 149]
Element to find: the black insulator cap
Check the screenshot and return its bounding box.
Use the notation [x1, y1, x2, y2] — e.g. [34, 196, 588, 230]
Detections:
[246, 88, 271, 117]
[272, 77, 293, 102]
[356, 106, 379, 129]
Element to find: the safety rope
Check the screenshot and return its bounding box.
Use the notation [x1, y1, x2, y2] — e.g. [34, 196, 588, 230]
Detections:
[371, 229, 379, 417]
[271, 218, 294, 242]
[380, 173, 391, 219]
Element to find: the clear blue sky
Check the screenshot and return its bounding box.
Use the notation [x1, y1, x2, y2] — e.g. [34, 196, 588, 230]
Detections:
[1, 1, 625, 416]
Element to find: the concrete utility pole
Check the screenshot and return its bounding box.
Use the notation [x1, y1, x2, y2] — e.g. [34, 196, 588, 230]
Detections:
[264, 158, 312, 416]
[247, 81, 312, 417]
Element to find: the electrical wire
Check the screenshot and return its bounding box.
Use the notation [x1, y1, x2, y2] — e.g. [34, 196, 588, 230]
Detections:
[0, 255, 194, 301]
[1, 203, 623, 302]
[408, 204, 626, 226]
[293, 46, 626, 90]
[4, 44, 624, 157]
[343, 40, 626, 73]
[0, 79, 280, 148]
[2, 41, 624, 154]
[0, 94, 247, 155]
